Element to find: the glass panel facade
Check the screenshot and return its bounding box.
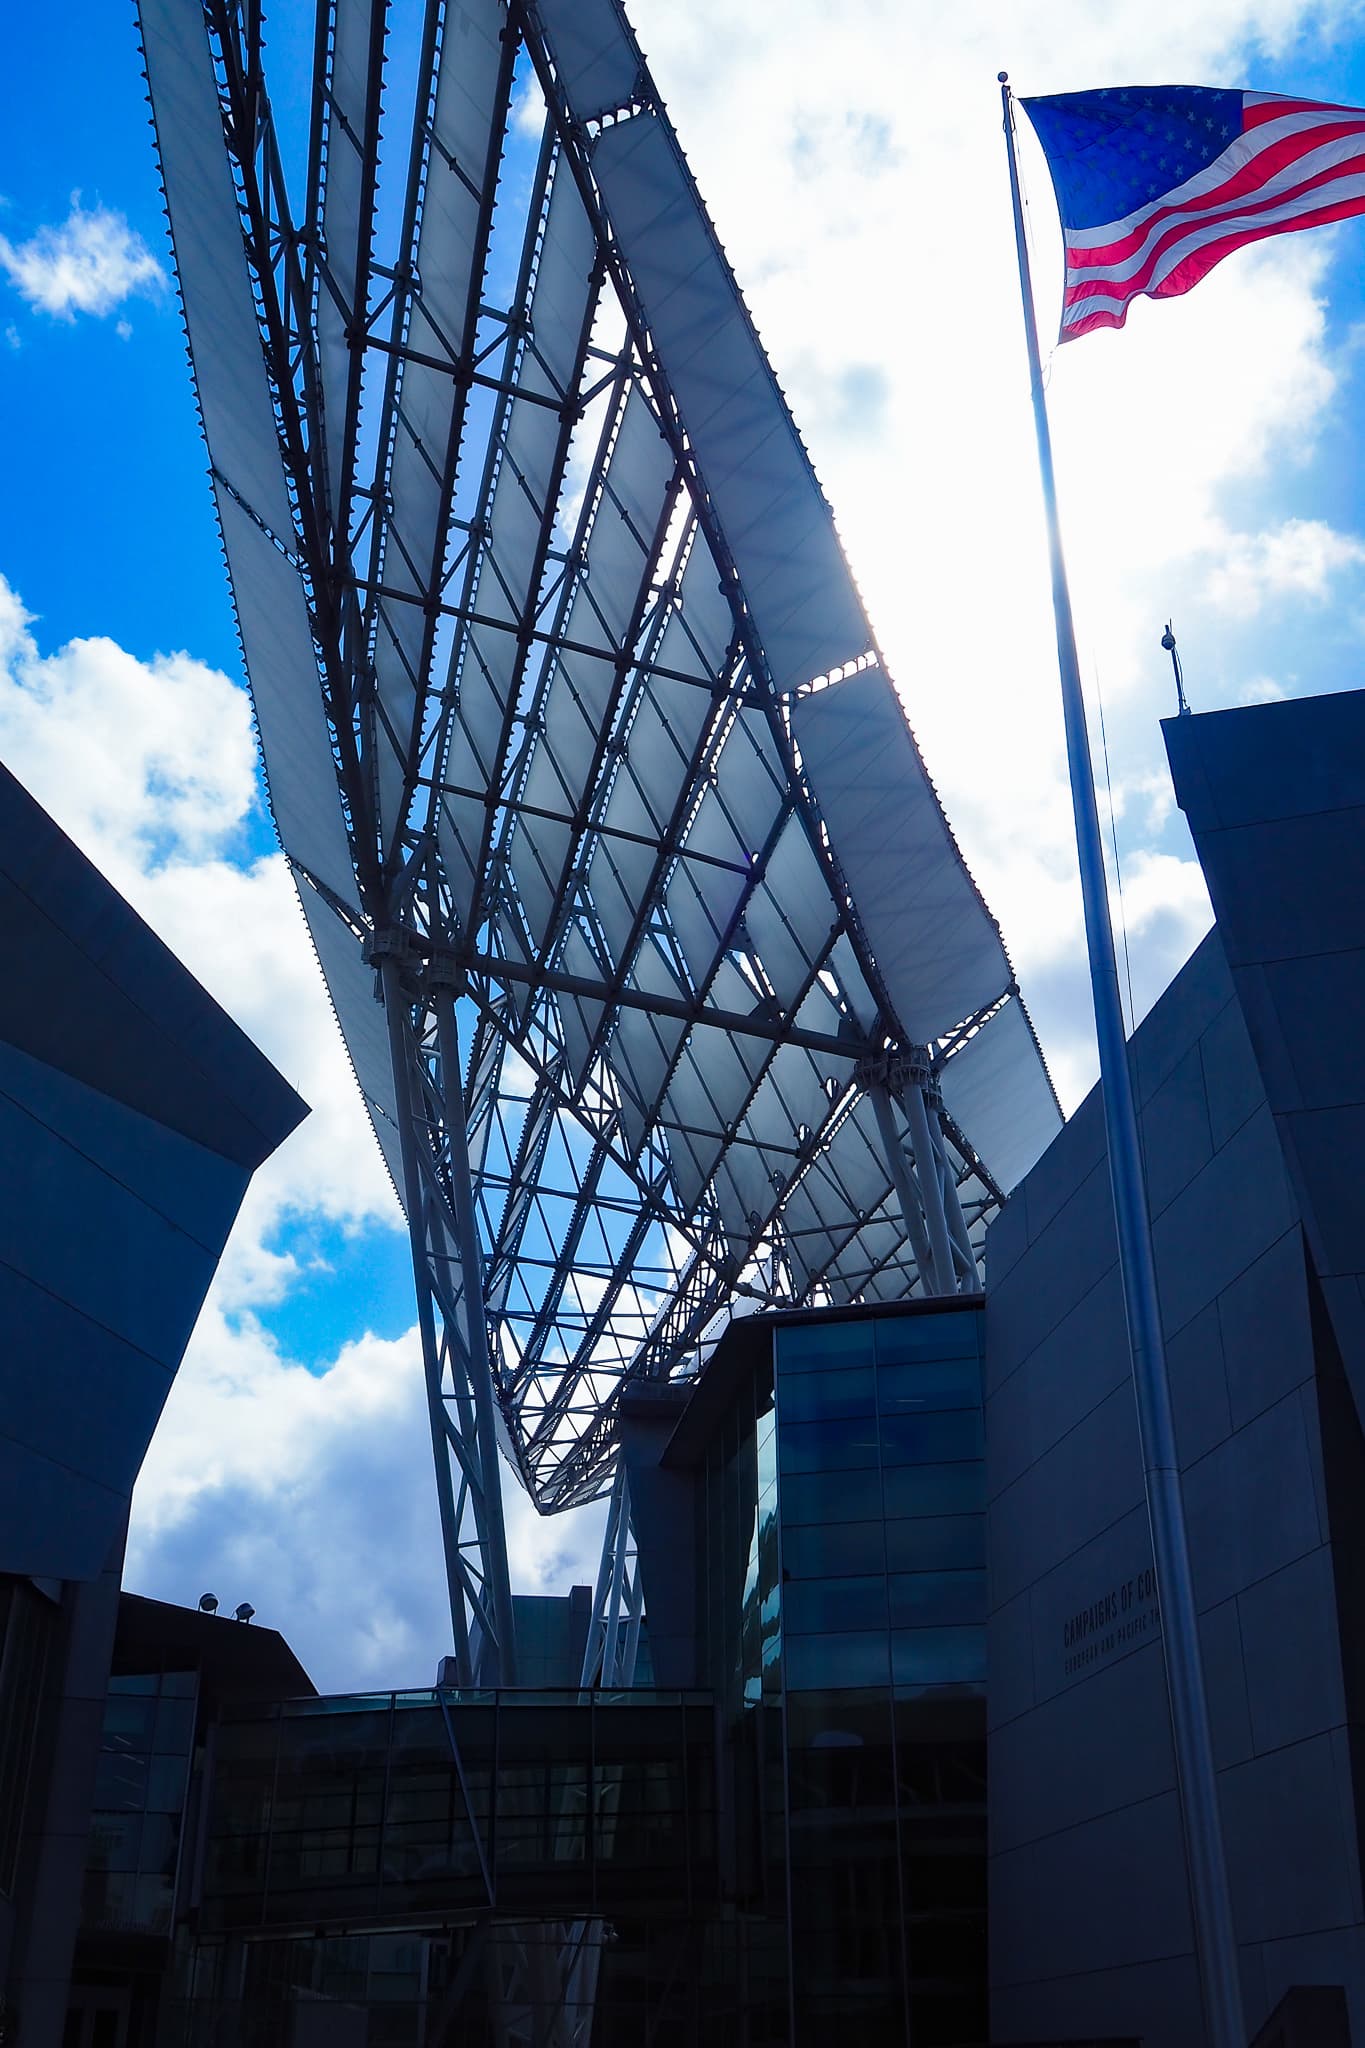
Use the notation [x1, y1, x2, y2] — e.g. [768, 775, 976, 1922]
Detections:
[195, 1690, 717, 1934]
[773, 1303, 988, 2048]
[695, 1362, 781, 1716]
[82, 1670, 196, 1936]
[130, 1305, 986, 2048]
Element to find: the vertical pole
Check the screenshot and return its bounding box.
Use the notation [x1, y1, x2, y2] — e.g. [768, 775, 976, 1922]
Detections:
[381, 957, 471, 1670]
[434, 986, 519, 1686]
[870, 1081, 939, 1291]
[601, 1471, 632, 1682]
[1000, 78, 1245, 2048]
[902, 1077, 959, 1296]
[931, 1123, 978, 1280]
[582, 1468, 622, 1687]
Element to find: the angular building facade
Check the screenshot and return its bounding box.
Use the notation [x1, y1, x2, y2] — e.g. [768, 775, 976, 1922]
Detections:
[0, 764, 307, 2048]
[985, 690, 1365, 2044]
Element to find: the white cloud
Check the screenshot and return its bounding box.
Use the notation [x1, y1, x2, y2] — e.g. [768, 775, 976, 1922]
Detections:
[1238, 674, 1290, 702]
[0, 578, 603, 1688]
[0, 199, 165, 319]
[9, 0, 1365, 1682]
[126, 1307, 609, 1692]
[626, 0, 1365, 1106]
[1202, 515, 1365, 612]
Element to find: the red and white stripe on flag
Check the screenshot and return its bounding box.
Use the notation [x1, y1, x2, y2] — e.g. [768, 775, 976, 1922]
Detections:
[1057, 95, 1365, 339]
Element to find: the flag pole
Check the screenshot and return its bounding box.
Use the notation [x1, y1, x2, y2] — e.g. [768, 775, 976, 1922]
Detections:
[998, 74, 1246, 2048]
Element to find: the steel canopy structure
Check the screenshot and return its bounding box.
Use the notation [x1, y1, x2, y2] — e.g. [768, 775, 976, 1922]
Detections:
[139, 0, 1060, 1682]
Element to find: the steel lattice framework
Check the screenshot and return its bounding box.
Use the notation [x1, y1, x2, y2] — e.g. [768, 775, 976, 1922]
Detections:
[140, 0, 1061, 1682]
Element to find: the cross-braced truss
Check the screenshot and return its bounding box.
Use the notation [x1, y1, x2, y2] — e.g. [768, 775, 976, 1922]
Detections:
[139, 0, 1061, 1679]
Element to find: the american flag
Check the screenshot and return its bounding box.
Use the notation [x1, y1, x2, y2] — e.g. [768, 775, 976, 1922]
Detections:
[1022, 87, 1365, 341]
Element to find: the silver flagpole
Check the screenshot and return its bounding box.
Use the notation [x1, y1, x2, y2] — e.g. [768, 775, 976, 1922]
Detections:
[998, 75, 1246, 2048]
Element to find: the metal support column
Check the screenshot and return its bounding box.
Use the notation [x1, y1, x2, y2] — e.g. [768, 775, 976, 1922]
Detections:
[902, 1074, 960, 1295]
[581, 1461, 643, 1689]
[380, 954, 517, 1686]
[869, 1082, 940, 1294]
[434, 983, 519, 1685]
[382, 955, 473, 1672]
[927, 1098, 980, 1282]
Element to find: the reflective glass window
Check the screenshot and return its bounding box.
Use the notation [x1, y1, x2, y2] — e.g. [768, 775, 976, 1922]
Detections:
[784, 1631, 892, 1691]
[775, 1318, 875, 1371]
[880, 1462, 981, 1519]
[876, 1357, 981, 1414]
[888, 1571, 985, 1629]
[94, 1753, 147, 1812]
[779, 1469, 877, 1527]
[877, 1410, 983, 1467]
[103, 1696, 157, 1750]
[784, 1576, 889, 1637]
[883, 1515, 984, 1573]
[782, 1519, 885, 1581]
[154, 1695, 196, 1754]
[890, 1626, 986, 1689]
[873, 1311, 982, 1364]
[778, 1365, 875, 1423]
[777, 1416, 881, 1475]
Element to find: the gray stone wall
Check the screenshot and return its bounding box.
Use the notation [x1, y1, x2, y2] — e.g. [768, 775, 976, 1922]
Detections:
[985, 931, 1365, 2045]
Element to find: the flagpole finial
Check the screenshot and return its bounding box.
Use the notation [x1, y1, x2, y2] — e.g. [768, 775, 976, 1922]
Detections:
[998, 70, 1009, 83]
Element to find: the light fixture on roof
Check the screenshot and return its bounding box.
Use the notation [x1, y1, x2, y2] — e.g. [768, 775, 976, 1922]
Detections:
[233, 1602, 255, 1624]
[198, 1593, 219, 1614]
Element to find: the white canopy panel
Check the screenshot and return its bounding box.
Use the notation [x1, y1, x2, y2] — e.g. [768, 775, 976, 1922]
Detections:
[938, 996, 1061, 1198]
[143, 0, 1061, 1513]
[214, 492, 360, 913]
[140, 0, 294, 539]
[298, 886, 405, 1203]
[585, 104, 872, 696]
[791, 668, 1012, 1045]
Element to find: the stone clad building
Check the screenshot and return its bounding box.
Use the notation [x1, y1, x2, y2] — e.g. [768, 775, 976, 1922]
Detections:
[984, 690, 1365, 2045]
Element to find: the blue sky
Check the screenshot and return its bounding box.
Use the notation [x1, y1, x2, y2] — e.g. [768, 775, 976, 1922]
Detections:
[5, 0, 1365, 1688]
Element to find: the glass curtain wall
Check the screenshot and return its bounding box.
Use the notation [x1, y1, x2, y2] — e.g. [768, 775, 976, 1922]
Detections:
[82, 1672, 197, 1938]
[774, 1305, 988, 2048]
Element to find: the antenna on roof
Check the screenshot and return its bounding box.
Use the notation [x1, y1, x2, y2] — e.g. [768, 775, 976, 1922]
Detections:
[1161, 621, 1191, 716]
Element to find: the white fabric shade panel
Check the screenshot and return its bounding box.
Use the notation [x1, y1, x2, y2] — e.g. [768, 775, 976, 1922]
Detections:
[581, 99, 872, 695]
[140, 0, 294, 538]
[214, 492, 361, 912]
[143, 0, 1063, 1511]
[440, 153, 601, 925]
[938, 996, 1061, 1197]
[791, 667, 1013, 1044]
[298, 888, 406, 1202]
[313, 0, 381, 524]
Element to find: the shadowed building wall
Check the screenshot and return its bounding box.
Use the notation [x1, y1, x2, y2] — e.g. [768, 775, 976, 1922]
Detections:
[0, 763, 307, 2048]
[985, 689, 1365, 2045]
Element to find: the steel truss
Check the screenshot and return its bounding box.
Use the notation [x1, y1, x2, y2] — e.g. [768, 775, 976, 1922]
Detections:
[140, 0, 1060, 1684]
